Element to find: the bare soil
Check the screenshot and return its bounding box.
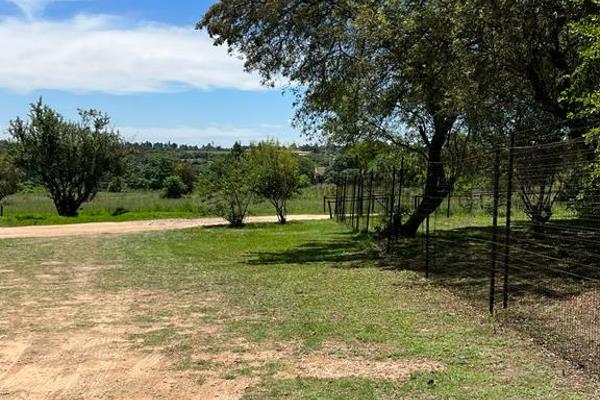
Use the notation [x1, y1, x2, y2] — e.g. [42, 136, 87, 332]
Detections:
[0, 251, 442, 400]
[0, 215, 330, 240]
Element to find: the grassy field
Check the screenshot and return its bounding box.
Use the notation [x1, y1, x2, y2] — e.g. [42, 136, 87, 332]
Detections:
[0, 220, 597, 399]
[0, 185, 332, 226]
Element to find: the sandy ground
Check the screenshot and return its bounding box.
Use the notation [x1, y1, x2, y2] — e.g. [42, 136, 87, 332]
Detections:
[0, 215, 330, 240]
[0, 256, 442, 399]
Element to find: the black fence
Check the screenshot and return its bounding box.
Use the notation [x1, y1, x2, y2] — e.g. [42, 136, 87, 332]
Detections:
[330, 135, 600, 375]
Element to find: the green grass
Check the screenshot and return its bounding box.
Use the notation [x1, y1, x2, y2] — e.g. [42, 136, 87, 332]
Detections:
[0, 220, 596, 399]
[0, 185, 332, 226]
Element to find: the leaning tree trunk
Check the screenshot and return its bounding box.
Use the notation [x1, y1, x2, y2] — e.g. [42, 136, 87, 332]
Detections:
[399, 119, 455, 238]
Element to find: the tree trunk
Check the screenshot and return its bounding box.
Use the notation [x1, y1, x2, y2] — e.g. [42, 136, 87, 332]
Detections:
[398, 118, 455, 237]
[276, 204, 287, 224]
[55, 199, 80, 217]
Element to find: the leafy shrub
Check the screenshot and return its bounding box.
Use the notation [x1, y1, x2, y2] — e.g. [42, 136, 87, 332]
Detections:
[199, 153, 253, 227]
[162, 175, 187, 199]
[175, 162, 198, 194]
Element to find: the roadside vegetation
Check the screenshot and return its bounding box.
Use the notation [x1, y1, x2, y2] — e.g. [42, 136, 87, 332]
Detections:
[0, 186, 332, 227]
[0, 101, 336, 227]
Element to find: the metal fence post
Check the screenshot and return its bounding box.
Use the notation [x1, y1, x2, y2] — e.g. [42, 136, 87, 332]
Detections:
[350, 174, 357, 231]
[341, 174, 348, 222]
[503, 133, 515, 309]
[425, 211, 430, 279]
[387, 167, 397, 252]
[397, 158, 405, 230]
[365, 172, 374, 233]
[356, 171, 363, 232]
[489, 147, 501, 315]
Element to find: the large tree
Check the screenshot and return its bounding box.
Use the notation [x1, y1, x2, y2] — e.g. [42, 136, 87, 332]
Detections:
[462, 0, 600, 134]
[9, 100, 125, 217]
[569, 0, 600, 128]
[200, 0, 475, 236]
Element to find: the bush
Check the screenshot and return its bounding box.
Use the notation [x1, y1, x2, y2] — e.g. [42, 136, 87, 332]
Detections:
[199, 152, 253, 227]
[175, 162, 198, 194]
[162, 175, 187, 199]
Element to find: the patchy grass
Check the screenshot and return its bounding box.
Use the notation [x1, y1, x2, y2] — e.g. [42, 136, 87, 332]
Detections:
[389, 203, 600, 374]
[0, 221, 597, 399]
[0, 185, 331, 226]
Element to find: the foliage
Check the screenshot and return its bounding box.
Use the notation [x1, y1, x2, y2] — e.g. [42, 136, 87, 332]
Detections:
[199, 151, 254, 227]
[128, 153, 177, 190]
[199, 0, 599, 235]
[107, 176, 124, 193]
[248, 141, 302, 223]
[174, 162, 198, 194]
[325, 141, 423, 189]
[8, 100, 124, 217]
[199, 0, 477, 236]
[162, 175, 188, 199]
[0, 150, 19, 203]
[296, 156, 316, 185]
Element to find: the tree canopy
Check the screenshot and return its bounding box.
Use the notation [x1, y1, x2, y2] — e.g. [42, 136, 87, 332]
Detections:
[9, 100, 125, 217]
[199, 0, 600, 235]
[248, 141, 302, 224]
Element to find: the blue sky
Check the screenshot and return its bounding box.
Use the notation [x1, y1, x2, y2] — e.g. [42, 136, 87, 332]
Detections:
[0, 0, 301, 146]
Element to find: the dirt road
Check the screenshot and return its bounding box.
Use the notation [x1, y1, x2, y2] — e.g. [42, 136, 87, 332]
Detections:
[0, 214, 330, 240]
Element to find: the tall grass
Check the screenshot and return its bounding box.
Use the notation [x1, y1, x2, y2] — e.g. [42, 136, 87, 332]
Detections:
[0, 185, 335, 226]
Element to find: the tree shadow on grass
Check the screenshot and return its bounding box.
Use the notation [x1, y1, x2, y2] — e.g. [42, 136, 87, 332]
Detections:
[399, 218, 600, 373]
[386, 219, 600, 303]
[245, 232, 380, 268]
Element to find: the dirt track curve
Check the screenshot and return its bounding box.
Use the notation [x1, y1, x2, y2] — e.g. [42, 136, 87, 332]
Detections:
[0, 215, 330, 240]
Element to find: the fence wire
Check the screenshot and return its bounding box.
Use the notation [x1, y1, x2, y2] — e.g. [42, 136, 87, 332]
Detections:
[331, 132, 600, 375]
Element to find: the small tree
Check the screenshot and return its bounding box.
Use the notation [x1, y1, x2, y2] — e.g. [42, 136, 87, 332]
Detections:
[199, 152, 253, 227]
[9, 100, 124, 217]
[162, 175, 187, 199]
[0, 151, 19, 203]
[248, 142, 302, 224]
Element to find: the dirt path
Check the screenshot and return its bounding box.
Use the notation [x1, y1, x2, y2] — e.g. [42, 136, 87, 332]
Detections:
[0, 215, 330, 240]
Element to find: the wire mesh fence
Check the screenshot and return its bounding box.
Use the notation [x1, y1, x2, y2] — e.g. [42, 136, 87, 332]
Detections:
[330, 131, 600, 375]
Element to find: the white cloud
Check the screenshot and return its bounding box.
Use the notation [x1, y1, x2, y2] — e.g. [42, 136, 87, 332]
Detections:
[0, 15, 265, 93]
[1, 124, 297, 146]
[118, 125, 296, 147]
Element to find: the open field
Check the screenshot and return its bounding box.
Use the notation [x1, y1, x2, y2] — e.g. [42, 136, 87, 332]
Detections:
[0, 186, 332, 227]
[0, 220, 597, 399]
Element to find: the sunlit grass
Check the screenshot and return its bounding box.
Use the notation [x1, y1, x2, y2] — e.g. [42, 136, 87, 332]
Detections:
[0, 185, 333, 226]
[0, 221, 594, 399]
